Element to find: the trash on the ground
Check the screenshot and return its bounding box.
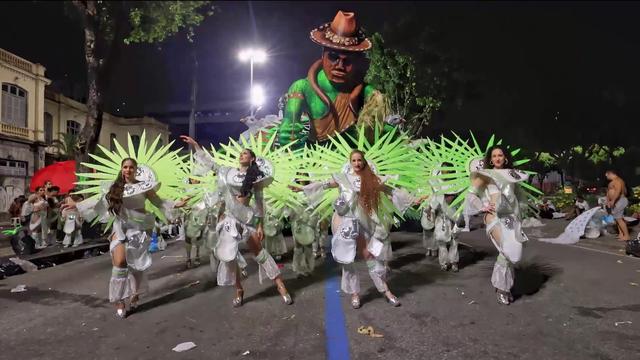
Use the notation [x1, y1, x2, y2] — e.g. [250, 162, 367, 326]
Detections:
[9, 257, 38, 272]
[10, 284, 27, 293]
[161, 255, 183, 259]
[617, 260, 623, 264]
[614, 321, 633, 327]
[186, 317, 197, 323]
[185, 280, 200, 288]
[242, 350, 251, 356]
[461, 291, 465, 296]
[81, 322, 86, 326]
[282, 314, 295, 320]
[92, 328, 99, 331]
[357, 325, 384, 338]
[172, 342, 197, 352]
[468, 300, 477, 305]
[630, 282, 639, 286]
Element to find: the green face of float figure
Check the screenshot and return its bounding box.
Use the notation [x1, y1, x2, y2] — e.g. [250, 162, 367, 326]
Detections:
[273, 48, 376, 148]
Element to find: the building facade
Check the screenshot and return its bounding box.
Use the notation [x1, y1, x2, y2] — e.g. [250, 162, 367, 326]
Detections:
[0, 48, 169, 213]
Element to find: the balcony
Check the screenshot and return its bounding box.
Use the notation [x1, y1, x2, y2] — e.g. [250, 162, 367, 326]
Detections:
[0, 48, 34, 73]
[0, 122, 30, 139]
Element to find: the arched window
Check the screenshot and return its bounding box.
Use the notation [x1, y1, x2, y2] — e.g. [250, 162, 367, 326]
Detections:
[1, 83, 28, 127]
[110, 133, 117, 151]
[44, 112, 53, 144]
[66, 120, 80, 135]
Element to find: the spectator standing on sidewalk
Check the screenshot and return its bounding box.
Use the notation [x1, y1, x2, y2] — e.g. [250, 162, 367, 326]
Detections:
[45, 186, 61, 246]
[9, 196, 26, 218]
[605, 169, 630, 241]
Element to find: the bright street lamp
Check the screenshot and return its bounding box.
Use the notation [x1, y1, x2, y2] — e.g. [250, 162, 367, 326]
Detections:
[238, 48, 267, 116]
[250, 84, 265, 107]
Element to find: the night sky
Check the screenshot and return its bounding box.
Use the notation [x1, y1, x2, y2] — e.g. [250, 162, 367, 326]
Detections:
[1, 1, 639, 149]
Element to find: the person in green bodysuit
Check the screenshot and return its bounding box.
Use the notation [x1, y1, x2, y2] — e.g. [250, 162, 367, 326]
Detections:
[275, 11, 399, 148]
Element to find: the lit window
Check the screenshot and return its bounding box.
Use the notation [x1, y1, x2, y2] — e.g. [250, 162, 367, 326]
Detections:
[1, 83, 28, 127]
[66, 120, 81, 135]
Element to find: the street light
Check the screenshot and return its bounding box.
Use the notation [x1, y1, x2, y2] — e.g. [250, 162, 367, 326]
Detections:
[250, 84, 265, 108]
[238, 48, 267, 116]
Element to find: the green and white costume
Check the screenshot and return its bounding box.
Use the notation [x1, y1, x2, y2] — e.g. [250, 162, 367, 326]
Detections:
[302, 126, 419, 295]
[288, 202, 321, 276]
[75, 132, 185, 303]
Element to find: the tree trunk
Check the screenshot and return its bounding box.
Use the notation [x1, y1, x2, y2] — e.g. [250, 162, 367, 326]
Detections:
[74, 0, 103, 175]
[188, 45, 198, 148]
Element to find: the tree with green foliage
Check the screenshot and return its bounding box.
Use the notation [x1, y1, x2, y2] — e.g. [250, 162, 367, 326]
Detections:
[365, 33, 442, 137]
[365, 20, 472, 138]
[51, 133, 82, 160]
[68, 1, 213, 172]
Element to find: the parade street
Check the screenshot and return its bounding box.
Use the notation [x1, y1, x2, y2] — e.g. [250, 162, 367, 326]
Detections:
[1, 220, 638, 360]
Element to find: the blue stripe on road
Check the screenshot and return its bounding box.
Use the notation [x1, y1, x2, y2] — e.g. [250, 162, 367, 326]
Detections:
[324, 246, 350, 360]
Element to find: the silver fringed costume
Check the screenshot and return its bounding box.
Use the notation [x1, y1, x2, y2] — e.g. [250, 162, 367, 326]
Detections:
[468, 169, 529, 293]
[193, 149, 281, 286]
[263, 211, 288, 259]
[421, 207, 438, 257]
[61, 208, 84, 247]
[288, 204, 320, 276]
[76, 181, 175, 303]
[303, 172, 413, 296]
[422, 194, 461, 270]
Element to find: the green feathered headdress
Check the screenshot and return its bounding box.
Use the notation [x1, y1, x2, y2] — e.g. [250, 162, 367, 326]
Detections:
[419, 132, 542, 215]
[303, 124, 422, 221]
[75, 131, 188, 225]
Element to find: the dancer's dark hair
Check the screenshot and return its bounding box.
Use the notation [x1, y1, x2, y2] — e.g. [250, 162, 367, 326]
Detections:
[240, 149, 263, 197]
[107, 158, 137, 216]
[483, 145, 514, 169]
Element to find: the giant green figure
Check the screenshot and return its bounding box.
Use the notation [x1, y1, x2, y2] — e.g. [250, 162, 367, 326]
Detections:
[276, 11, 395, 148]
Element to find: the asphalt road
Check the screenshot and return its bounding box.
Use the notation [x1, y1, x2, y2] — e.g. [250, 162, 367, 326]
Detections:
[1, 220, 639, 360]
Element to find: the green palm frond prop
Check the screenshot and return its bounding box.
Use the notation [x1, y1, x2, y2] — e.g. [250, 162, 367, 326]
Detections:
[203, 133, 304, 219]
[180, 152, 218, 207]
[304, 124, 422, 221]
[75, 131, 188, 225]
[420, 131, 542, 216]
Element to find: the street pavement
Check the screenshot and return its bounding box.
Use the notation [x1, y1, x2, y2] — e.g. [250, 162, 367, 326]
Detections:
[1, 220, 639, 360]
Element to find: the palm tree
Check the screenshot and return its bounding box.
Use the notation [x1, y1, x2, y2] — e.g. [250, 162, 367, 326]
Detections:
[51, 133, 81, 160]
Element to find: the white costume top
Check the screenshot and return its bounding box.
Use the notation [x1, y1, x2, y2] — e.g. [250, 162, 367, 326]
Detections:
[75, 180, 175, 271]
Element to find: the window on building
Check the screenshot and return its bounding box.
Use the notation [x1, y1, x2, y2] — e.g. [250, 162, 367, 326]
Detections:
[1, 83, 28, 128]
[44, 112, 53, 144]
[110, 133, 117, 151]
[131, 135, 140, 151]
[0, 158, 28, 177]
[66, 120, 80, 135]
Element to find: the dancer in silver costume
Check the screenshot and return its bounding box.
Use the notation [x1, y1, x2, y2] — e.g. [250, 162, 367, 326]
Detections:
[63, 158, 186, 318]
[289, 202, 320, 277]
[422, 193, 462, 272]
[263, 210, 288, 261]
[468, 145, 530, 305]
[421, 206, 439, 258]
[298, 150, 414, 309]
[182, 135, 293, 307]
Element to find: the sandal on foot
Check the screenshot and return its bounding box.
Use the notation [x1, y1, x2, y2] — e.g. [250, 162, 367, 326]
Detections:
[232, 289, 244, 307]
